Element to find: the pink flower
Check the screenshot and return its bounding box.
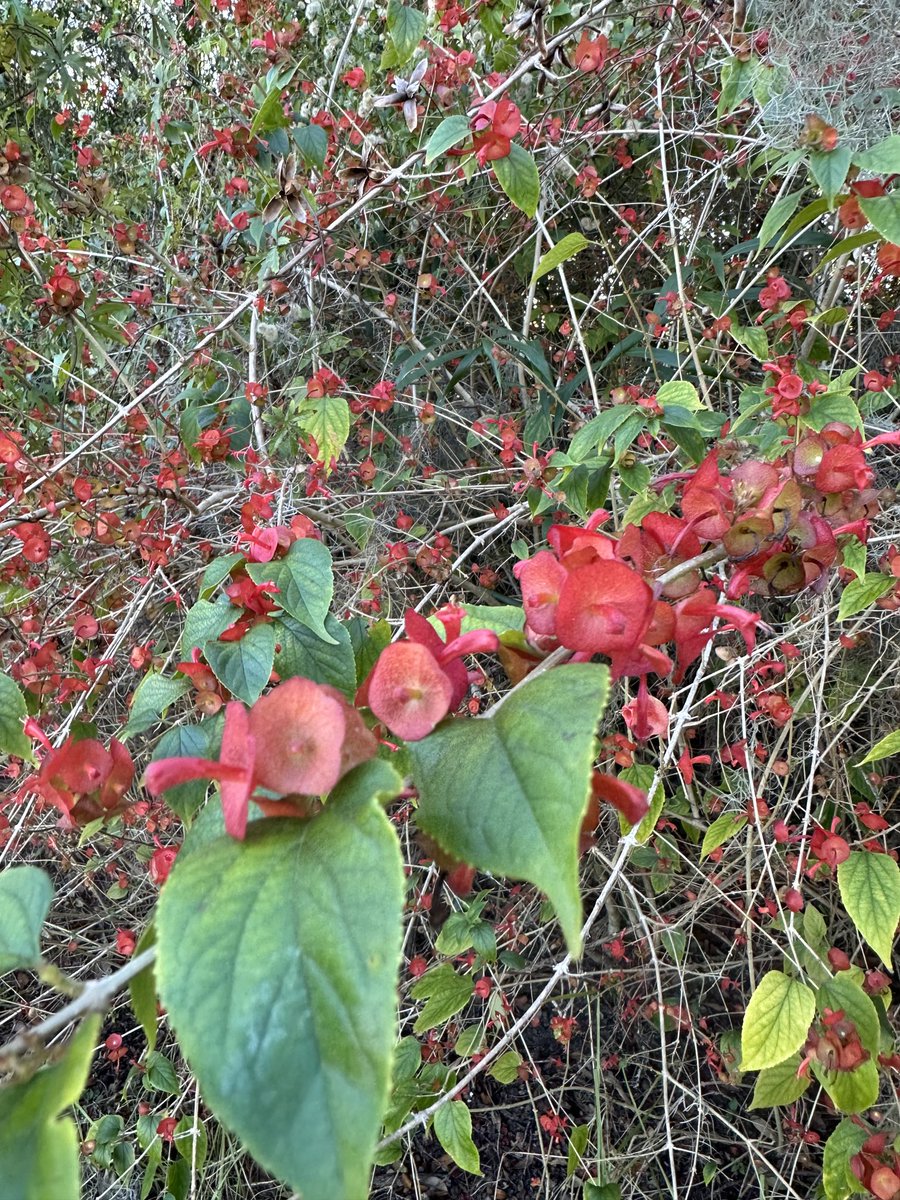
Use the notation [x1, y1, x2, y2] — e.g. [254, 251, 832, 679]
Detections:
[144, 678, 377, 839]
[357, 607, 498, 741]
[622, 680, 669, 740]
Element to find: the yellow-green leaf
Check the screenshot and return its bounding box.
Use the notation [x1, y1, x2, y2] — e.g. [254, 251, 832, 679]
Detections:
[741, 970, 815, 1071]
[837, 851, 900, 966]
[531, 233, 592, 283]
[433, 1101, 481, 1175]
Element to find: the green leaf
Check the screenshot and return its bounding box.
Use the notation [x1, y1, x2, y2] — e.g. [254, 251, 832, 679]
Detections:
[456, 605, 524, 636]
[655, 380, 702, 411]
[181, 598, 239, 656]
[488, 1050, 521, 1084]
[411, 963, 474, 1033]
[531, 233, 592, 283]
[148, 722, 213, 820]
[173, 1116, 208, 1172]
[802, 903, 828, 950]
[700, 813, 747, 859]
[297, 394, 350, 469]
[454, 1026, 485, 1057]
[128, 923, 158, 1053]
[0, 866, 52, 973]
[251, 85, 288, 135]
[0, 673, 31, 761]
[410, 663, 608, 955]
[837, 851, 900, 966]
[247, 538, 337, 644]
[805, 392, 863, 432]
[823, 1119, 868, 1200]
[203, 622, 276, 705]
[717, 55, 756, 117]
[749, 1057, 810, 1109]
[273, 614, 357, 695]
[837, 573, 894, 621]
[0, 1015, 100, 1200]
[433, 1101, 481, 1175]
[729, 324, 769, 361]
[856, 729, 900, 766]
[859, 194, 900, 244]
[854, 134, 900, 174]
[757, 191, 805, 248]
[815, 230, 880, 273]
[776, 195, 831, 245]
[386, 0, 427, 63]
[122, 672, 190, 740]
[491, 144, 540, 218]
[293, 123, 328, 171]
[566, 1123, 590, 1176]
[817, 974, 880, 1055]
[568, 406, 639, 463]
[807, 146, 852, 203]
[740, 970, 816, 1071]
[814, 1057, 879, 1114]
[199, 553, 243, 598]
[156, 760, 404, 1200]
[424, 115, 471, 165]
[144, 1051, 180, 1095]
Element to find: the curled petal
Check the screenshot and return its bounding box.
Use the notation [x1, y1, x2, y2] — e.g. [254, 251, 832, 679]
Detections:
[440, 628, 499, 662]
[592, 771, 650, 826]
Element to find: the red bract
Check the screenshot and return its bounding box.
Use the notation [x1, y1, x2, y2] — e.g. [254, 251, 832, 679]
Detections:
[573, 29, 608, 72]
[149, 845, 179, 886]
[35, 737, 135, 828]
[681, 451, 734, 540]
[144, 677, 377, 839]
[358, 608, 498, 740]
[672, 588, 760, 680]
[555, 560, 654, 665]
[616, 512, 701, 598]
[809, 820, 850, 873]
[816, 443, 873, 493]
[1, 183, 28, 212]
[514, 550, 568, 636]
[471, 97, 521, 164]
[621, 679, 669, 740]
[877, 243, 900, 277]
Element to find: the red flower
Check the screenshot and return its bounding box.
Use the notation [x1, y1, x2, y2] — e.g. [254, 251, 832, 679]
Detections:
[149, 845, 179, 886]
[471, 97, 522, 165]
[877, 243, 900, 277]
[1, 184, 28, 212]
[672, 588, 760, 680]
[816, 443, 873, 493]
[513, 550, 568, 637]
[144, 678, 377, 839]
[358, 607, 498, 740]
[554, 560, 654, 664]
[622, 679, 669, 740]
[34, 737, 134, 828]
[681, 451, 734, 540]
[341, 66, 366, 89]
[573, 29, 608, 72]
